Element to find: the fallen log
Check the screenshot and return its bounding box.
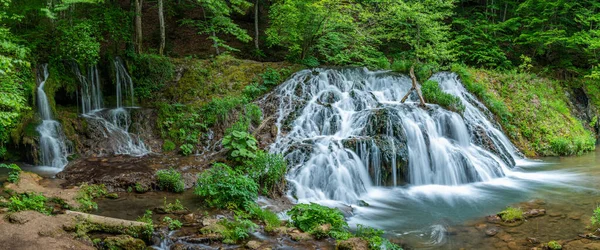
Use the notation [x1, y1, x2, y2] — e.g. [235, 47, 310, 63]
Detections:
[65, 210, 150, 228]
[400, 66, 426, 107]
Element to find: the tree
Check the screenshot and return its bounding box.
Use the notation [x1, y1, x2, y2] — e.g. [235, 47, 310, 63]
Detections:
[158, 0, 165, 55]
[182, 0, 252, 55]
[134, 0, 143, 53]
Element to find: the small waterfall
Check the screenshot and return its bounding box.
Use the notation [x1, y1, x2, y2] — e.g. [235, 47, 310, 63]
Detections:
[74, 59, 149, 156]
[270, 68, 520, 203]
[36, 64, 70, 169]
[72, 64, 103, 114]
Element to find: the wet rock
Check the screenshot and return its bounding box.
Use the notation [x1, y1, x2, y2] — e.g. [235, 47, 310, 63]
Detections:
[523, 208, 546, 218]
[507, 241, 519, 250]
[315, 224, 332, 235]
[199, 224, 226, 235]
[183, 213, 196, 224]
[475, 223, 488, 230]
[0, 207, 8, 214]
[103, 235, 146, 250]
[486, 215, 502, 224]
[526, 237, 539, 244]
[485, 227, 499, 236]
[337, 237, 369, 250]
[106, 193, 119, 199]
[183, 233, 224, 243]
[548, 212, 562, 217]
[289, 229, 313, 241]
[247, 240, 262, 249]
[202, 217, 219, 227]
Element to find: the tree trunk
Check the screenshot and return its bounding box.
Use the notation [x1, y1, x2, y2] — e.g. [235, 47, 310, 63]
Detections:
[400, 66, 426, 107]
[134, 0, 143, 54]
[158, 0, 165, 55]
[254, 0, 259, 50]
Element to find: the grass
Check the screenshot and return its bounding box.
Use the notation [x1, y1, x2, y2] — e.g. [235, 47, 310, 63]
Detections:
[453, 64, 595, 156]
[421, 80, 465, 113]
[75, 183, 107, 211]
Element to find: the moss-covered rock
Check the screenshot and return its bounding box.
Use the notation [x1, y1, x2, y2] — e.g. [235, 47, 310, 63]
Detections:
[102, 235, 147, 250]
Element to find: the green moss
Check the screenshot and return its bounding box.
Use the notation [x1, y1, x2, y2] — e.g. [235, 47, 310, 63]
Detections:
[76, 183, 107, 211]
[498, 207, 523, 222]
[547, 241, 562, 250]
[421, 80, 465, 113]
[454, 64, 595, 156]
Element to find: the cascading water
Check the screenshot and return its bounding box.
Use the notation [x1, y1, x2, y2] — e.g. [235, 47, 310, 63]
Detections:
[74, 59, 149, 156]
[270, 68, 521, 204]
[36, 64, 70, 169]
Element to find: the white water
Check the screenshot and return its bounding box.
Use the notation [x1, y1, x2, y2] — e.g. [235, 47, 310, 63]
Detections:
[36, 64, 70, 170]
[73, 58, 149, 156]
[271, 68, 521, 204]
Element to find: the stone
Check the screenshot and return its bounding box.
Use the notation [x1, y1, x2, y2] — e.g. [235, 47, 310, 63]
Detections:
[486, 215, 502, 223]
[246, 240, 262, 249]
[485, 227, 499, 236]
[507, 241, 519, 250]
[548, 212, 562, 217]
[337, 237, 369, 250]
[183, 213, 195, 223]
[289, 229, 312, 241]
[7, 212, 32, 224]
[475, 223, 488, 230]
[523, 209, 546, 218]
[202, 217, 219, 227]
[106, 193, 119, 199]
[199, 224, 226, 235]
[103, 235, 146, 250]
[526, 237, 539, 244]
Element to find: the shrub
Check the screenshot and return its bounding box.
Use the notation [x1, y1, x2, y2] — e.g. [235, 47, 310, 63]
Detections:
[244, 151, 287, 196]
[218, 217, 257, 244]
[163, 216, 182, 230]
[498, 207, 523, 222]
[179, 143, 194, 156]
[355, 224, 403, 250]
[245, 103, 263, 126]
[136, 210, 155, 238]
[8, 193, 52, 215]
[76, 183, 107, 211]
[246, 204, 281, 232]
[0, 163, 21, 183]
[194, 163, 258, 210]
[164, 198, 186, 212]
[156, 168, 185, 193]
[134, 183, 148, 193]
[162, 140, 176, 152]
[130, 54, 175, 100]
[222, 130, 258, 162]
[287, 203, 349, 239]
[591, 206, 600, 229]
[421, 80, 465, 113]
[259, 67, 282, 87]
[547, 241, 562, 250]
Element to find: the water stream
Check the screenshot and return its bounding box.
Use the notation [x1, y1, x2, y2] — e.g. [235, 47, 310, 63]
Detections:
[271, 68, 520, 203]
[35, 64, 70, 171]
[73, 59, 149, 156]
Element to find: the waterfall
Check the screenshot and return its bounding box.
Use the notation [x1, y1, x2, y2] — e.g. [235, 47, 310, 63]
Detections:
[72, 64, 103, 114]
[36, 64, 70, 169]
[270, 68, 520, 203]
[73, 59, 149, 156]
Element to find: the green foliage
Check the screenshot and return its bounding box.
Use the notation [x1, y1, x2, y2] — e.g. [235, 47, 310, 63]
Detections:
[129, 54, 175, 100]
[287, 203, 349, 239]
[245, 204, 281, 232]
[134, 182, 147, 193]
[76, 183, 107, 211]
[136, 210, 155, 238]
[156, 168, 185, 193]
[8, 193, 52, 215]
[181, 0, 251, 54]
[163, 198, 186, 213]
[355, 224, 403, 250]
[243, 151, 287, 196]
[217, 217, 257, 244]
[421, 80, 465, 113]
[179, 143, 194, 156]
[259, 68, 281, 87]
[0, 163, 21, 183]
[163, 216, 183, 230]
[55, 20, 101, 65]
[499, 207, 524, 222]
[222, 130, 258, 161]
[162, 140, 176, 152]
[591, 206, 600, 229]
[245, 103, 262, 126]
[547, 241, 562, 250]
[194, 163, 258, 210]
